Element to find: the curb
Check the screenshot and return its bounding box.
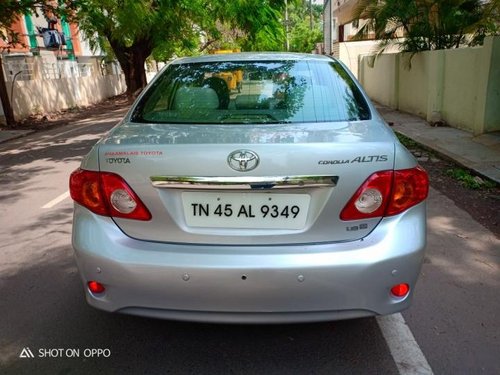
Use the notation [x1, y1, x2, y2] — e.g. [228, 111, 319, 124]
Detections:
[394, 129, 500, 185]
[0, 130, 36, 145]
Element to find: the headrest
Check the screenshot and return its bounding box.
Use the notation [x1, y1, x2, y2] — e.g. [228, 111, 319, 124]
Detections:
[173, 87, 219, 110]
[234, 94, 270, 109]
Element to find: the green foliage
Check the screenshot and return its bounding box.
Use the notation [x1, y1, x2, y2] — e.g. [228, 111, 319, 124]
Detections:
[288, 1, 323, 52]
[446, 168, 497, 189]
[353, 0, 500, 52]
[289, 20, 322, 52]
[206, 0, 286, 51]
[72, 0, 288, 93]
[75, 0, 287, 58]
[1, 1, 40, 32]
[74, 0, 214, 93]
[2, 0, 288, 82]
[76, 0, 200, 54]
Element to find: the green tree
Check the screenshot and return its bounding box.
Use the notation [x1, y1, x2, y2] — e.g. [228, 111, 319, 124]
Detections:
[75, 0, 200, 95]
[74, 0, 286, 95]
[288, 1, 323, 52]
[215, 0, 286, 51]
[353, 0, 500, 52]
[2, 1, 290, 94]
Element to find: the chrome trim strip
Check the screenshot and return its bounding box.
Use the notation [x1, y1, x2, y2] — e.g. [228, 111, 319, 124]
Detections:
[150, 176, 339, 190]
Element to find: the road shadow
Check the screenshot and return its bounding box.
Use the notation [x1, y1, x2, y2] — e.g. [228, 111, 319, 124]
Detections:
[8, 206, 73, 237]
[0, 165, 55, 206]
[0, 119, 114, 170]
[0, 120, 116, 207]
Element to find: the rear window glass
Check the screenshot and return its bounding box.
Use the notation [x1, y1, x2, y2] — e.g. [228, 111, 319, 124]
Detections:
[131, 59, 371, 124]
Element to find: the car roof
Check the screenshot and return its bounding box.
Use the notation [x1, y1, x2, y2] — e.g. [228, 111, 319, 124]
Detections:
[172, 52, 335, 65]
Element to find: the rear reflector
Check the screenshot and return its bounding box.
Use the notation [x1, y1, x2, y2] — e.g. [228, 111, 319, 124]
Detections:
[391, 283, 410, 298]
[70, 169, 151, 221]
[340, 166, 428, 220]
[88, 281, 106, 294]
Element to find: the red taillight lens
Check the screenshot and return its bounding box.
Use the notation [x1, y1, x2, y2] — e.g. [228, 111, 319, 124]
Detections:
[70, 169, 151, 221]
[340, 167, 428, 221]
[70, 169, 108, 215]
[386, 166, 429, 216]
[391, 283, 410, 298]
[340, 171, 393, 220]
[99, 172, 152, 220]
[88, 281, 106, 294]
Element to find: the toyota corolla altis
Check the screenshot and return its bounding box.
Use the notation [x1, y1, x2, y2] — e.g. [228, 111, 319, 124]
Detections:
[70, 53, 428, 323]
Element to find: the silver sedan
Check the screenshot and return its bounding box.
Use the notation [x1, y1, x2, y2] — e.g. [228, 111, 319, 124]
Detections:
[70, 53, 428, 323]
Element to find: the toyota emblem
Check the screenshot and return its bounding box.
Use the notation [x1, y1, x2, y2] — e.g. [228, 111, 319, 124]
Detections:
[227, 150, 259, 172]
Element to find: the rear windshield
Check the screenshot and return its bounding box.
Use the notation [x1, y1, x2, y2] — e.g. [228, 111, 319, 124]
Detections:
[131, 59, 371, 124]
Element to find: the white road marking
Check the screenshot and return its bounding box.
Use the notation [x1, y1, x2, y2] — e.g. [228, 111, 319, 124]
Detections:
[377, 313, 434, 375]
[42, 191, 70, 209]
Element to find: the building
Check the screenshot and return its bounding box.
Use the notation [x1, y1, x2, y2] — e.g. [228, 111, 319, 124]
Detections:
[0, 11, 123, 125]
[323, 0, 373, 57]
[0, 11, 97, 60]
[322, 0, 395, 79]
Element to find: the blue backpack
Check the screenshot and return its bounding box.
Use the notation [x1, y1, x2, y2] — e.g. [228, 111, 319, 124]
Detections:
[42, 30, 62, 48]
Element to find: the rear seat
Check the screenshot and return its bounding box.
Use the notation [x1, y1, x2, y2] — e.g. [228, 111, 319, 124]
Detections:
[234, 94, 271, 109]
[173, 87, 219, 110]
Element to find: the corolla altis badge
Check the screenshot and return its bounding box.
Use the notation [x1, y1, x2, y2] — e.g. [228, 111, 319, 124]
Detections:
[227, 150, 259, 172]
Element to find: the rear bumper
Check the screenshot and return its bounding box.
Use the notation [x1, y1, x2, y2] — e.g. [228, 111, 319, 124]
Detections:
[72, 203, 426, 323]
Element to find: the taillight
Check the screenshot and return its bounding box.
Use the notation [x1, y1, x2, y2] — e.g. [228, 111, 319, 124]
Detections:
[99, 172, 152, 220]
[340, 171, 393, 220]
[70, 169, 151, 221]
[387, 167, 429, 216]
[340, 167, 428, 221]
[69, 169, 108, 216]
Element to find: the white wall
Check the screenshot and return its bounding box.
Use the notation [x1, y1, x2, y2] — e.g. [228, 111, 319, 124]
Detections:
[359, 36, 500, 135]
[10, 75, 125, 119]
[337, 40, 399, 78]
[358, 53, 399, 108]
[3, 57, 126, 120]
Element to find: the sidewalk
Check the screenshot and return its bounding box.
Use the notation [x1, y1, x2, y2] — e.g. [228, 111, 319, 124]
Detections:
[376, 103, 500, 184]
[1, 104, 499, 184]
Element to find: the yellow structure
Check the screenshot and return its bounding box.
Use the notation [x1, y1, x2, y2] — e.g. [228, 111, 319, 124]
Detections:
[211, 49, 243, 91]
[211, 49, 242, 54]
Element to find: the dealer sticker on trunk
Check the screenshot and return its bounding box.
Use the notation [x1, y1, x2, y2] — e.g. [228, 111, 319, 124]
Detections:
[182, 192, 311, 230]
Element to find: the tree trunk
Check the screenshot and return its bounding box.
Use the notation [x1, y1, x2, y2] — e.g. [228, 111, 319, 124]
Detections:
[0, 56, 15, 126]
[108, 37, 153, 97]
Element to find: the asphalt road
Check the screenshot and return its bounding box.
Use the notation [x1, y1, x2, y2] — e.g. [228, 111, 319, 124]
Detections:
[0, 108, 498, 374]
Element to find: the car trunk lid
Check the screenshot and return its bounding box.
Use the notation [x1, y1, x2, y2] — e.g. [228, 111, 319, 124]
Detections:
[97, 120, 395, 245]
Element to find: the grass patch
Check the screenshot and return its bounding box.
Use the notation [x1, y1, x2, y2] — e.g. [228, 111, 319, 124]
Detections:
[446, 168, 497, 190]
[395, 132, 419, 148]
[395, 132, 437, 158]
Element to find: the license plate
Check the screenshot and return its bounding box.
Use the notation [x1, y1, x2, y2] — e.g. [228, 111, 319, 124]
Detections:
[182, 192, 311, 229]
